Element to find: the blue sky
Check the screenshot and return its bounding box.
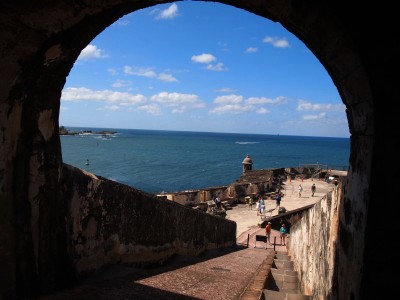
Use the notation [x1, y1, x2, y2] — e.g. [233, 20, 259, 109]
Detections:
[60, 2, 349, 138]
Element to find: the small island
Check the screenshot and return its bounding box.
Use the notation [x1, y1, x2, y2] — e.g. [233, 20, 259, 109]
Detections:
[59, 126, 117, 136]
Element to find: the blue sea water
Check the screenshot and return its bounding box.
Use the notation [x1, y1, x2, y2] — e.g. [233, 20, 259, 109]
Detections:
[60, 127, 350, 194]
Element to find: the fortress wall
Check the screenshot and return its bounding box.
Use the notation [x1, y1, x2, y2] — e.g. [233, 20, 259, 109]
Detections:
[164, 172, 277, 207]
[60, 163, 236, 277]
[287, 184, 343, 298]
[170, 187, 227, 206]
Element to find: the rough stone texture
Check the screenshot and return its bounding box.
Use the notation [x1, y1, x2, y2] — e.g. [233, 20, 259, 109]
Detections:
[0, 1, 398, 299]
[163, 169, 274, 206]
[288, 185, 341, 299]
[61, 164, 236, 276]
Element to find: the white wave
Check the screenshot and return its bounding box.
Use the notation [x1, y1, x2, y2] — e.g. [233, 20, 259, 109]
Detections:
[235, 141, 260, 144]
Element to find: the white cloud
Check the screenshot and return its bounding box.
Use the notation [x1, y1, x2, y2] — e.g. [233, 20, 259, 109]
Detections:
[255, 107, 270, 114]
[138, 104, 162, 115]
[206, 62, 227, 71]
[112, 80, 132, 88]
[124, 66, 178, 82]
[151, 92, 200, 105]
[124, 66, 157, 78]
[210, 104, 253, 115]
[246, 96, 288, 105]
[156, 3, 179, 19]
[192, 53, 226, 71]
[191, 53, 217, 64]
[157, 73, 178, 82]
[214, 94, 243, 104]
[150, 92, 205, 112]
[60, 106, 69, 111]
[104, 105, 120, 111]
[302, 112, 327, 120]
[211, 94, 280, 115]
[212, 95, 255, 114]
[262, 36, 290, 48]
[61, 87, 146, 105]
[77, 44, 108, 60]
[297, 100, 345, 111]
[245, 47, 258, 53]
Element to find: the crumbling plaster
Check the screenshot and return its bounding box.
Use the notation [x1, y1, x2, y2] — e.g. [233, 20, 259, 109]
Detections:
[62, 164, 236, 275]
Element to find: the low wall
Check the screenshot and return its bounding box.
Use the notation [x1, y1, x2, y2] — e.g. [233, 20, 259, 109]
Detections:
[162, 167, 321, 208]
[168, 182, 274, 207]
[60, 164, 236, 277]
[287, 185, 342, 298]
[260, 204, 315, 231]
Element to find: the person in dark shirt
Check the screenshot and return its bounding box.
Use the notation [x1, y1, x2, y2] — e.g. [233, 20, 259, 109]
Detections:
[214, 196, 221, 208]
[275, 193, 281, 208]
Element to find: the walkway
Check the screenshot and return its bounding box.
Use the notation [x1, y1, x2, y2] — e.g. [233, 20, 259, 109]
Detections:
[39, 179, 335, 300]
[226, 177, 334, 237]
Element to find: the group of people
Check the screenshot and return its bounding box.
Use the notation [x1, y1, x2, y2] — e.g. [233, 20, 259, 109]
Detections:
[255, 195, 266, 215]
[265, 221, 287, 246]
[248, 191, 283, 216]
[255, 181, 321, 248]
[297, 183, 317, 197]
[264, 182, 318, 246]
[248, 194, 265, 214]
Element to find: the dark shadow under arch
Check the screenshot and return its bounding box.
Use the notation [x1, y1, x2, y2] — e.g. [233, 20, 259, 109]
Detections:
[0, 1, 398, 299]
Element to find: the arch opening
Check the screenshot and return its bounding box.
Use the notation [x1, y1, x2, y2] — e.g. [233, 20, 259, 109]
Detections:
[2, 1, 389, 299]
[59, 1, 350, 194]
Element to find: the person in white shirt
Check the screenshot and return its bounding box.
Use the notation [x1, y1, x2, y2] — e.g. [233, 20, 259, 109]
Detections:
[298, 184, 303, 197]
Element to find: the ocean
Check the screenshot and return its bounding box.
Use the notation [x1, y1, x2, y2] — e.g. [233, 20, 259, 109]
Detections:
[60, 127, 350, 194]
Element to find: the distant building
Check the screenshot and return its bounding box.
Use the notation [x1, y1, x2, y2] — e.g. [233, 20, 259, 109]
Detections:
[159, 154, 277, 208]
[242, 154, 253, 174]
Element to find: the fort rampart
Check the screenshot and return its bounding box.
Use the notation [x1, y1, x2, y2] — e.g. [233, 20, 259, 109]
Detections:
[60, 164, 237, 277]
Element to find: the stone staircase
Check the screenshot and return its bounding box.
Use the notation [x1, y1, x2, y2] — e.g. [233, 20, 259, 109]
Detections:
[263, 252, 310, 300]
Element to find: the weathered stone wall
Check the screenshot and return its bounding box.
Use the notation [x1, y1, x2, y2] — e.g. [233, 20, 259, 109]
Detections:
[61, 164, 236, 276]
[161, 167, 323, 208]
[287, 183, 343, 299]
[167, 186, 228, 206]
[1, 1, 398, 299]
[163, 170, 276, 206]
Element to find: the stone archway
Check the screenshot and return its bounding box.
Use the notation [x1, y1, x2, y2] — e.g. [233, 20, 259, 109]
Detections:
[0, 1, 397, 299]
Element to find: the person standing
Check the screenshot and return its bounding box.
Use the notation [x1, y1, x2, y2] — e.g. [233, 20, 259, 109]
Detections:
[298, 184, 303, 197]
[311, 183, 316, 197]
[255, 198, 260, 215]
[214, 196, 221, 208]
[265, 222, 272, 245]
[248, 195, 254, 210]
[275, 193, 281, 208]
[280, 223, 288, 246]
[259, 197, 265, 217]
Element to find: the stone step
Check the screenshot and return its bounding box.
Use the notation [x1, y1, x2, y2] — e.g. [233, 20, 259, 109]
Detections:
[275, 252, 291, 260]
[274, 259, 294, 270]
[271, 268, 298, 277]
[265, 251, 310, 299]
[264, 289, 311, 300]
[267, 274, 299, 291]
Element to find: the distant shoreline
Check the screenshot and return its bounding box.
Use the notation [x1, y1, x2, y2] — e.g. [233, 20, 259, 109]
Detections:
[59, 126, 117, 136]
